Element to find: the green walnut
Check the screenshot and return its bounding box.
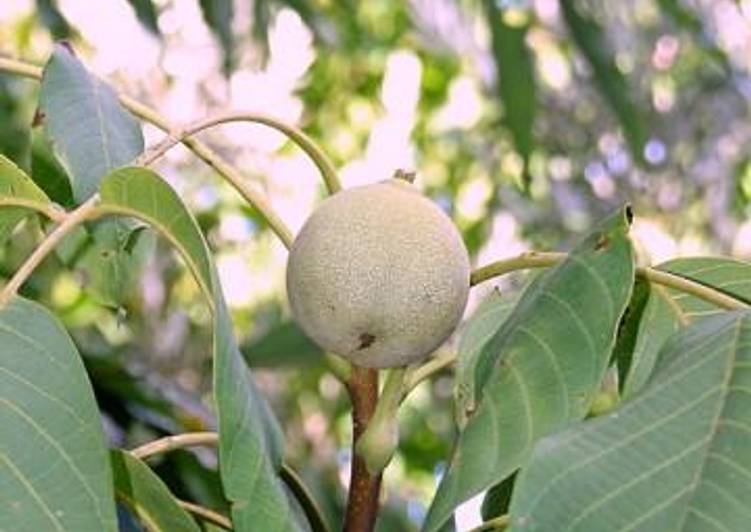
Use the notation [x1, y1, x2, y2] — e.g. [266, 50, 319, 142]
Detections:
[286, 178, 470, 368]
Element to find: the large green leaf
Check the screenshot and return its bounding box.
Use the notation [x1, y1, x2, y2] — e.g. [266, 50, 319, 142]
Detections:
[40, 44, 144, 203]
[423, 207, 635, 531]
[483, 0, 536, 185]
[110, 450, 200, 532]
[454, 288, 517, 429]
[0, 153, 53, 244]
[97, 166, 298, 530]
[510, 310, 751, 530]
[560, 0, 648, 163]
[30, 130, 74, 207]
[622, 257, 751, 397]
[0, 297, 117, 531]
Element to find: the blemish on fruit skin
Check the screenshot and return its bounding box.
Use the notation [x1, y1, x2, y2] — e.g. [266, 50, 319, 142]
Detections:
[358, 332, 376, 350]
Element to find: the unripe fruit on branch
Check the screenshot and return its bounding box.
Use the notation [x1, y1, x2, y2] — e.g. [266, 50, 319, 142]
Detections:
[286, 178, 470, 368]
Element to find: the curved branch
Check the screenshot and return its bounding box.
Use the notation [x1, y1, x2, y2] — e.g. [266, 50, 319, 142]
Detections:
[403, 348, 456, 397]
[0, 198, 67, 223]
[467, 514, 510, 532]
[130, 431, 330, 532]
[406, 251, 751, 391]
[177, 499, 233, 530]
[139, 113, 341, 195]
[280, 462, 332, 532]
[470, 251, 563, 286]
[0, 55, 353, 380]
[0, 56, 295, 248]
[0, 195, 99, 307]
[130, 432, 218, 459]
[471, 251, 749, 311]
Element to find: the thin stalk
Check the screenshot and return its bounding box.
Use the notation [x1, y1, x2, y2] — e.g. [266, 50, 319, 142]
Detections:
[344, 366, 381, 532]
[404, 348, 455, 397]
[177, 499, 233, 530]
[471, 251, 749, 311]
[131, 432, 330, 532]
[130, 432, 218, 460]
[0, 195, 99, 307]
[138, 112, 341, 195]
[467, 514, 510, 532]
[356, 367, 407, 474]
[0, 199, 66, 223]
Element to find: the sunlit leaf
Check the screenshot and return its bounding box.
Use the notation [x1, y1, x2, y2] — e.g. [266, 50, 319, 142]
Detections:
[560, 0, 648, 163]
[110, 450, 200, 532]
[40, 44, 144, 203]
[97, 166, 299, 530]
[510, 311, 751, 530]
[423, 207, 635, 531]
[0, 297, 117, 531]
[76, 219, 156, 308]
[0, 153, 53, 245]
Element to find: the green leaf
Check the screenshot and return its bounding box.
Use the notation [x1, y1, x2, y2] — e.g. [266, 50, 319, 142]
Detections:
[560, 0, 648, 163]
[242, 320, 324, 368]
[454, 288, 517, 429]
[622, 257, 751, 397]
[40, 44, 144, 203]
[30, 130, 74, 207]
[198, 0, 235, 75]
[124, 0, 161, 35]
[76, 219, 156, 308]
[510, 311, 751, 531]
[483, 0, 535, 186]
[423, 207, 635, 531]
[0, 153, 53, 245]
[97, 166, 298, 530]
[35, 0, 73, 39]
[251, 0, 272, 64]
[660, 257, 751, 317]
[110, 450, 200, 532]
[0, 297, 117, 531]
[481, 473, 516, 522]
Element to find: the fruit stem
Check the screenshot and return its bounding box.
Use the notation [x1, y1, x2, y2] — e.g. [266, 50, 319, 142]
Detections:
[344, 366, 381, 532]
[356, 367, 407, 475]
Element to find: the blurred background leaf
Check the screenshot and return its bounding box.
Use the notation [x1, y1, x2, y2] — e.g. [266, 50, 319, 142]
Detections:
[124, 0, 160, 36]
[560, 0, 649, 165]
[483, 0, 536, 188]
